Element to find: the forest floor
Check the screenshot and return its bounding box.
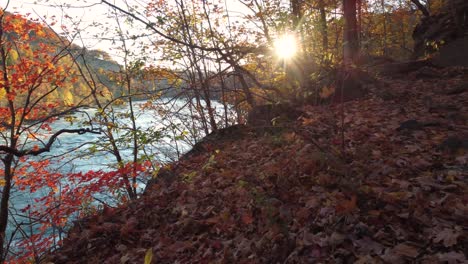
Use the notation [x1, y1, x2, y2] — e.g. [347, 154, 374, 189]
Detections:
[49, 66, 467, 263]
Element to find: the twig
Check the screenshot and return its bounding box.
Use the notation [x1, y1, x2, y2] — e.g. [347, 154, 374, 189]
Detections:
[0, 128, 101, 157]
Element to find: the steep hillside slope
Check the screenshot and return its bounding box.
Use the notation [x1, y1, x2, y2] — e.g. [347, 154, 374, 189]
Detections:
[49, 66, 467, 263]
[1, 11, 122, 105]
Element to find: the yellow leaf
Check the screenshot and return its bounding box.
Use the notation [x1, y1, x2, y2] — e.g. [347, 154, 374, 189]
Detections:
[46, 62, 55, 69]
[320, 86, 335, 99]
[0, 88, 5, 99]
[36, 29, 46, 37]
[0, 179, 5, 187]
[144, 248, 153, 264]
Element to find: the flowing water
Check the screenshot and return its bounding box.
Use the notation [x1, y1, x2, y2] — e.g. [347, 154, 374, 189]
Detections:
[2, 98, 232, 246]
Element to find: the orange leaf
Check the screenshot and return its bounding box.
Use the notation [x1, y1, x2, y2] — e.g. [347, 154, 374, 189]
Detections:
[241, 213, 254, 225]
[336, 195, 357, 215]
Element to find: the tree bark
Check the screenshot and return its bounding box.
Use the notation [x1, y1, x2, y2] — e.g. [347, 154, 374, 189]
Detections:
[343, 0, 360, 64]
[0, 155, 13, 262]
[381, 0, 388, 56]
[291, 0, 305, 52]
[410, 0, 430, 17]
[318, 0, 329, 54]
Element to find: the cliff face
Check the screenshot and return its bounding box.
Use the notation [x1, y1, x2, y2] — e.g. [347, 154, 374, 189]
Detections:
[48, 66, 467, 263]
[412, 0, 468, 64]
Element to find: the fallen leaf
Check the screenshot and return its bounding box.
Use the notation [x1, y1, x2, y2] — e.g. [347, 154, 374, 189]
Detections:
[241, 213, 254, 225]
[392, 243, 419, 258]
[354, 236, 384, 254]
[433, 228, 460, 247]
[144, 248, 153, 264]
[328, 232, 346, 246]
[120, 254, 130, 264]
[437, 251, 467, 264]
[336, 195, 357, 215]
[305, 196, 319, 209]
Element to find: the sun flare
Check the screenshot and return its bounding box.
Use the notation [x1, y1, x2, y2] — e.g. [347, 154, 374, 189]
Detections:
[274, 34, 297, 59]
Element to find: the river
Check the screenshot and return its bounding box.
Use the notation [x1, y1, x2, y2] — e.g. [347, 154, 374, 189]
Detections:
[3, 97, 232, 248]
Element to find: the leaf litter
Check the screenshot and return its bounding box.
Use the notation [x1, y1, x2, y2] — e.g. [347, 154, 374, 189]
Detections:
[48, 67, 468, 263]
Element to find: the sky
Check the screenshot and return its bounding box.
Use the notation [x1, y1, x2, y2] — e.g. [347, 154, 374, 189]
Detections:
[3, 0, 254, 64]
[4, 0, 137, 61]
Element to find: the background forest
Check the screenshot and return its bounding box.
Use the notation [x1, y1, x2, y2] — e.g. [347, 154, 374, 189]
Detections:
[0, 0, 467, 262]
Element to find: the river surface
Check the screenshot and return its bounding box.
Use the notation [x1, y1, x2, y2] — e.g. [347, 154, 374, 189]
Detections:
[3, 98, 232, 244]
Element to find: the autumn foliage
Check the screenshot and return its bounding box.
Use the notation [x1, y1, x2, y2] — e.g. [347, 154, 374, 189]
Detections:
[1, 0, 468, 263]
[49, 66, 467, 263]
[0, 10, 151, 263]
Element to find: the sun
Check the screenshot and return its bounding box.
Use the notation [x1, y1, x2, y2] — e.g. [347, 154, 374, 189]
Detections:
[274, 33, 298, 59]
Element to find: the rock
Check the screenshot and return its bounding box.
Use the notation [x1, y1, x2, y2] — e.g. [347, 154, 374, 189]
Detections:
[185, 124, 250, 155]
[439, 136, 468, 154]
[415, 66, 440, 78]
[247, 104, 302, 127]
[317, 67, 375, 104]
[396, 119, 442, 131]
[412, 1, 468, 59]
[376, 59, 437, 76]
[144, 125, 252, 193]
[433, 37, 468, 67]
[444, 82, 468, 95]
[356, 55, 395, 66]
[144, 166, 176, 193]
[397, 120, 423, 131]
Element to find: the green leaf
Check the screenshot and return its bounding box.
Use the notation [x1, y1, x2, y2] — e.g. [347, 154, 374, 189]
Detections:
[144, 248, 153, 264]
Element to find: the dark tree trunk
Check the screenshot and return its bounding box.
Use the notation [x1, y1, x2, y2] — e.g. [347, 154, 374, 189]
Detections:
[410, 0, 430, 17]
[318, 0, 329, 53]
[381, 0, 388, 56]
[343, 0, 359, 64]
[234, 66, 256, 107]
[0, 155, 13, 262]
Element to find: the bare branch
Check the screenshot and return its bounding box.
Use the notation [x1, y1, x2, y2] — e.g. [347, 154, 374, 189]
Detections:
[0, 128, 101, 157]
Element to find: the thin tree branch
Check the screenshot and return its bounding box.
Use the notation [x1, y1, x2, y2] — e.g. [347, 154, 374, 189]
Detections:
[0, 128, 101, 157]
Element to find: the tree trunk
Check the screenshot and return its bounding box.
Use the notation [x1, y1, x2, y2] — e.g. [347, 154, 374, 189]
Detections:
[381, 0, 388, 56]
[357, 0, 362, 48]
[318, 0, 329, 55]
[291, 0, 305, 52]
[0, 155, 14, 262]
[200, 53, 218, 132]
[234, 66, 256, 107]
[343, 0, 359, 64]
[410, 0, 430, 17]
[193, 87, 210, 135]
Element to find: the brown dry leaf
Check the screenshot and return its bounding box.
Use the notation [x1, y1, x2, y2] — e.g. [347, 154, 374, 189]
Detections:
[241, 213, 254, 225]
[46, 70, 468, 263]
[433, 228, 460, 247]
[336, 195, 357, 215]
[354, 236, 384, 254]
[372, 149, 382, 157]
[120, 254, 130, 264]
[301, 231, 318, 246]
[320, 85, 335, 98]
[354, 254, 384, 264]
[282, 132, 297, 143]
[455, 154, 467, 164]
[305, 196, 319, 209]
[392, 243, 419, 258]
[328, 232, 346, 246]
[405, 144, 421, 153]
[437, 251, 467, 264]
[166, 241, 192, 253]
[301, 117, 317, 126]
